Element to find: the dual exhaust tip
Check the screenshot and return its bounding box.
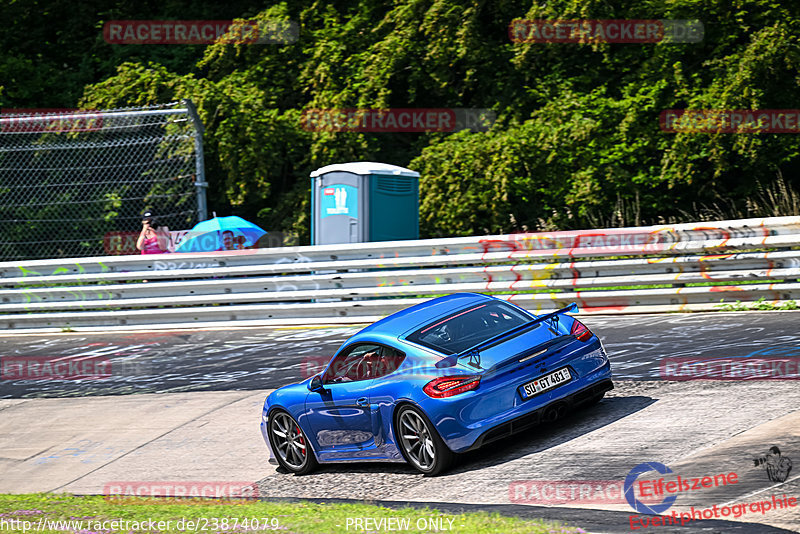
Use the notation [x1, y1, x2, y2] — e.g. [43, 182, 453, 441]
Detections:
[541, 402, 569, 423]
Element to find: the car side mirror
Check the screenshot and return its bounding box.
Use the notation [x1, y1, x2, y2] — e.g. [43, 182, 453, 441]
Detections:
[308, 374, 324, 392]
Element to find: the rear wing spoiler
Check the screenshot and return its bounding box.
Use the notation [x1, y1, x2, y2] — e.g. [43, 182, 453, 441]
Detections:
[435, 302, 579, 369]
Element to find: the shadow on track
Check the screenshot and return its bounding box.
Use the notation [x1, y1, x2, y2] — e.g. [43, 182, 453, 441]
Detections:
[271, 394, 655, 477]
[451, 394, 655, 474]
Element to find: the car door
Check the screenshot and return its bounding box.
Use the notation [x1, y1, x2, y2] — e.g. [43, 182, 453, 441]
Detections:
[361, 345, 407, 457]
[305, 343, 382, 455]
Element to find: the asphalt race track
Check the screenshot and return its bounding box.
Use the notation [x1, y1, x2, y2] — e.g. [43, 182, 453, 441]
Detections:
[1, 311, 799, 533]
[2, 311, 800, 397]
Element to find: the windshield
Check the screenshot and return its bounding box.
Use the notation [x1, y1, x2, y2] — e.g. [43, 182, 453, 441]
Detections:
[406, 301, 532, 355]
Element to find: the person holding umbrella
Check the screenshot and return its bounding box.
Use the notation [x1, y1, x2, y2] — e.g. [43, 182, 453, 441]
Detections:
[175, 216, 266, 252]
[136, 211, 170, 254]
[221, 230, 236, 250]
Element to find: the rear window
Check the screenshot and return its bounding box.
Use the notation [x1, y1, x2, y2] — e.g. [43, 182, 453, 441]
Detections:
[406, 301, 531, 355]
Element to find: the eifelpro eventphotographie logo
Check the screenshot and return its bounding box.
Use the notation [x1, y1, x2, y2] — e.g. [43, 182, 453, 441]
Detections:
[624, 462, 678, 514]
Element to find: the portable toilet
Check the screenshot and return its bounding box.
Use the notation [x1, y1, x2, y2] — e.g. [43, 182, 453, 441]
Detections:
[310, 162, 420, 245]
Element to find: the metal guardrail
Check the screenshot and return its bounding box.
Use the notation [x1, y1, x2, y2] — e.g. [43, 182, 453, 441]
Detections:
[1, 216, 799, 331]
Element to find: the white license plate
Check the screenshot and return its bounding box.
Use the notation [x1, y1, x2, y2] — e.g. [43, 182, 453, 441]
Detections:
[520, 368, 571, 399]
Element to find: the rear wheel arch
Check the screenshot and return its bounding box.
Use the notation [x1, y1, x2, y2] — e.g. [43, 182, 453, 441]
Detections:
[391, 400, 425, 438]
[392, 401, 456, 475]
[391, 399, 454, 448]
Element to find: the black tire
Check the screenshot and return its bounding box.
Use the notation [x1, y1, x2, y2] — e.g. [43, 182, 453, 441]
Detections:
[267, 410, 318, 475]
[395, 404, 455, 476]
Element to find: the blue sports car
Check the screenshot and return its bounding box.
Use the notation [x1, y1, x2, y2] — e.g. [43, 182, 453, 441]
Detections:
[260, 293, 613, 475]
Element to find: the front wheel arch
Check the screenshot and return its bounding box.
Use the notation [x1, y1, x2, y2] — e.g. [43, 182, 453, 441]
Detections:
[266, 408, 318, 475]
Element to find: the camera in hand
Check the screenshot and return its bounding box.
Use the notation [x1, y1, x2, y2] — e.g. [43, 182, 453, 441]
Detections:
[142, 211, 160, 229]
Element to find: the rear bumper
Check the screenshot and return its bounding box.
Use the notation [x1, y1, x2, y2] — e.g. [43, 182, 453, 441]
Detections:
[461, 376, 614, 452]
[431, 342, 613, 453]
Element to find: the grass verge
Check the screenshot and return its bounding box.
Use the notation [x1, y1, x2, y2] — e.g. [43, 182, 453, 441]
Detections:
[715, 297, 799, 311]
[0, 494, 585, 534]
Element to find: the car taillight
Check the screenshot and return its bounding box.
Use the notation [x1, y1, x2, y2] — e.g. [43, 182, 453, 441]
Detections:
[423, 376, 481, 398]
[570, 319, 592, 342]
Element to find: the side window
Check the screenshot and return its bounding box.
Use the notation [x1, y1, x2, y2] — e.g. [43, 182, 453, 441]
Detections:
[322, 343, 382, 384]
[371, 346, 406, 379]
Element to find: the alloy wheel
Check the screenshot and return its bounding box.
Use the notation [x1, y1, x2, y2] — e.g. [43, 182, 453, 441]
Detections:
[270, 412, 307, 469]
[398, 409, 436, 471]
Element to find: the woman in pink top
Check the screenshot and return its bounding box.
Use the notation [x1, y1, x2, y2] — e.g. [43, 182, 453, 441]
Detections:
[136, 212, 170, 254]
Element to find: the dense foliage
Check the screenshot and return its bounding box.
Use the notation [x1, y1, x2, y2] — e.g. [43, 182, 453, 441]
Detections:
[2, 0, 800, 242]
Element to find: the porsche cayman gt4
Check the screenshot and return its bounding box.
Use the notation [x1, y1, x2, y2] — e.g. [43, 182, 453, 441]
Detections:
[260, 293, 613, 475]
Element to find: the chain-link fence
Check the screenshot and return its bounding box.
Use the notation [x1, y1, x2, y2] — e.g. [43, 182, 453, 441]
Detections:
[0, 101, 206, 260]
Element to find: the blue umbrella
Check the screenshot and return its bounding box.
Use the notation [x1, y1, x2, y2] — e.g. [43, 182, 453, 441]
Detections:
[175, 216, 267, 252]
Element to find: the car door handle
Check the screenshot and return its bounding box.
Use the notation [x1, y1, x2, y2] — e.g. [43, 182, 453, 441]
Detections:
[356, 397, 369, 406]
